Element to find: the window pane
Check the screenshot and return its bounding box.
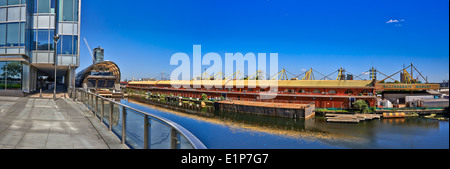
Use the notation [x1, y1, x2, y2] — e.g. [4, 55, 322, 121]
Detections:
[73, 35, 77, 54]
[0, 8, 6, 22]
[74, 0, 78, 21]
[49, 29, 54, 50]
[7, 23, 20, 46]
[20, 22, 25, 46]
[0, 0, 7, 6]
[62, 0, 73, 21]
[38, 0, 50, 13]
[32, 29, 36, 50]
[33, 0, 37, 13]
[0, 62, 6, 90]
[60, 35, 72, 54]
[8, 0, 21, 5]
[51, 0, 55, 13]
[6, 61, 22, 90]
[7, 7, 20, 21]
[37, 29, 50, 50]
[0, 24, 6, 47]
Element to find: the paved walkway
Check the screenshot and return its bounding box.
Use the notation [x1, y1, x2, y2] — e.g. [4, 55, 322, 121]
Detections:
[0, 96, 129, 149]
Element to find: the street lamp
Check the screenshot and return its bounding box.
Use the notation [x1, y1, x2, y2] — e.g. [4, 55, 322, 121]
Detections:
[53, 35, 60, 100]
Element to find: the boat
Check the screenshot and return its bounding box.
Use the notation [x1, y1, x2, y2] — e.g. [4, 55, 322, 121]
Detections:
[383, 112, 406, 118]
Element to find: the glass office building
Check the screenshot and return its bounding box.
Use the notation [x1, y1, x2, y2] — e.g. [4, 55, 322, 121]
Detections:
[93, 46, 104, 64]
[0, 0, 80, 94]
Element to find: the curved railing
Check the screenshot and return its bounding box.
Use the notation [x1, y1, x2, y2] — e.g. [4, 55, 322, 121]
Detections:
[71, 88, 207, 149]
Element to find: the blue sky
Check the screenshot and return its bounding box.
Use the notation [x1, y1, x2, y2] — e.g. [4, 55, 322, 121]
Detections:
[79, 0, 449, 82]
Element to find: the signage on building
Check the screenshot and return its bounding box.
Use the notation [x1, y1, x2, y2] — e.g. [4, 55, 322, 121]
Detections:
[375, 83, 440, 91]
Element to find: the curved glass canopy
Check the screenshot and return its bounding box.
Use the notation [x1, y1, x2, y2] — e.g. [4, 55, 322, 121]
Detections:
[75, 61, 120, 88]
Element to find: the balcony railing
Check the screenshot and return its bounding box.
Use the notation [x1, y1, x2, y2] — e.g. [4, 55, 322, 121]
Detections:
[69, 88, 207, 149]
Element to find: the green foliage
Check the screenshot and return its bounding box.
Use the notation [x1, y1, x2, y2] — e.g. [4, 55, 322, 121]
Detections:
[371, 106, 377, 113]
[353, 100, 369, 113]
[1, 62, 21, 78]
[201, 93, 208, 101]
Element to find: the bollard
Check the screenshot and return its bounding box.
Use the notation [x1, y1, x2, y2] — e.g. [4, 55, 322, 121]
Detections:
[40, 88, 42, 98]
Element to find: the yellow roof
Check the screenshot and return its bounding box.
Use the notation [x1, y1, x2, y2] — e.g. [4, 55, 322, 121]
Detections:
[128, 81, 158, 85]
[128, 80, 374, 88]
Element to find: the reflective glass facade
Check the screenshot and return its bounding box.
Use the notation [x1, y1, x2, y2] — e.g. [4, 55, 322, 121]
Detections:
[0, 61, 23, 90]
[32, 0, 80, 66]
[0, 0, 80, 92]
[0, 0, 27, 54]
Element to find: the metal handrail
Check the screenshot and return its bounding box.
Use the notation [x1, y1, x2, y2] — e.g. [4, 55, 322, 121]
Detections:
[70, 87, 207, 149]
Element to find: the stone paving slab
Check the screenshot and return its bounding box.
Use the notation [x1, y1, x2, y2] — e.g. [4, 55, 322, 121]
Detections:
[0, 96, 128, 149]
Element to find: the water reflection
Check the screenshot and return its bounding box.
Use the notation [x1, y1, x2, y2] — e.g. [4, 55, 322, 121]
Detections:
[124, 98, 448, 149]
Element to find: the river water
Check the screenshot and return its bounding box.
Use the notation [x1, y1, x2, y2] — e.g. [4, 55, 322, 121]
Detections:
[120, 99, 449, 149]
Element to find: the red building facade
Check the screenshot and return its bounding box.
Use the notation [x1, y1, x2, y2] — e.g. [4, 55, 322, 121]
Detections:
[127, 80, 376, 109]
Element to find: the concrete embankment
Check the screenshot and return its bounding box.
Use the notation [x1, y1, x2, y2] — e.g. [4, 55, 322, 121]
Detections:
[216, 100, 315, 119]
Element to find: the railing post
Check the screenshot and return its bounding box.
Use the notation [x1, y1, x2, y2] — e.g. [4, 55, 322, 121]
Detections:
[89, 93, 92, 109]
[170, 128, 178, 149]
[109, 102, 113, 131]
[94, 95, 98, 117]
[144, 115, 149, 149]
[91, 94, 94, 110]
[101, 99, 104, 122]
[121, 106, 126, 144]
[87, 93, 90, 108]
[73, 89, 77, 101]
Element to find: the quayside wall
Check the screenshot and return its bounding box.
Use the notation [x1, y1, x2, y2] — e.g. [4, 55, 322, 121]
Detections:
[216, 101, 315, 119]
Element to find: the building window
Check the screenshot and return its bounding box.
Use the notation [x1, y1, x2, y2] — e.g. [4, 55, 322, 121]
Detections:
[6, 23, 19, 47]
[0, 8, 6, 22]
[0, 61, 23, 90]
[313, 89, 321, 94]
[345, 89, 353, 95]
[59, 0, 78, 21]
[360, 90, 369, 95]
[0, 23, 5, 47]
[38, 0, 50, 13]
[36, 29, 52, 50]
[51, 0, 55, 13]
[7, 0, 22, 6]
[19, 22, 24, 46]
[3, 23, 23, 47]
[57, 35, 77, 54]
[0, 62, 5, 90]
[328, 90, 337, 94]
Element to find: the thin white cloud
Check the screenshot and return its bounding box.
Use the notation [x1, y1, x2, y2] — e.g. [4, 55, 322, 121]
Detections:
[386, 19, 405, 27]
[386, 19, 406, 24]
[386, 19, 400, 24]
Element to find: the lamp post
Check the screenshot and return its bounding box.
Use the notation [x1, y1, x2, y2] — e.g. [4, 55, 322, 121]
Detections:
[53, 35, 60, 100]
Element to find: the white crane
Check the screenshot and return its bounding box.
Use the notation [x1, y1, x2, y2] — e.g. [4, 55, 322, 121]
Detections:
[83, 37, 96, 64]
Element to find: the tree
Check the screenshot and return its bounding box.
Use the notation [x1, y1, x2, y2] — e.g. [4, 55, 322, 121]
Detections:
[353, 100, 369, 113]
[201, 93, 208, 101]
[1, 62, 21, 78]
